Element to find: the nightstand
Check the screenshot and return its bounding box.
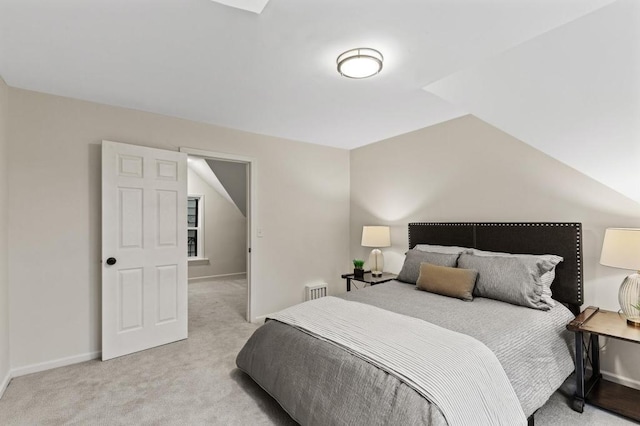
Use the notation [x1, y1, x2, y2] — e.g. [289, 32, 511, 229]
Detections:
[341, 271, 397, 291]
[566, 306, 640, 421]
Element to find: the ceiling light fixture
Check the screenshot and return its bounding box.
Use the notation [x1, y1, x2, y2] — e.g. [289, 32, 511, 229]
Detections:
[337, 48, 383, 79]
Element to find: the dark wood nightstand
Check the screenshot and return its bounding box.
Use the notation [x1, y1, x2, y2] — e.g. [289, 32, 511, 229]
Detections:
[566, 306, 640, 421]
[341, 271, 397, 291]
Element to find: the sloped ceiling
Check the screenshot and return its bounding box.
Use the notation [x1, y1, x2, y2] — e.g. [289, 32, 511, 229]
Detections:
[188, 157, 247, 216]
[211, 0, 269, 14]
[205, 159, 247, 217]
[424, 0, 640, 203]
[188, 158, 240, 213]
[1, 0, 636, 201]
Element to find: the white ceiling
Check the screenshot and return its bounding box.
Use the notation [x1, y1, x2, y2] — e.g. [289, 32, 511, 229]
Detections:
[425, 0, 640, 202]
[0, 0, 615, 150]
[3, 0, 637, 201]
[211, 0, 269, 14]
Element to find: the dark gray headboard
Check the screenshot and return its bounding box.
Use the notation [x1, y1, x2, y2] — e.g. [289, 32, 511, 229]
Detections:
[408, 222, 583, 314]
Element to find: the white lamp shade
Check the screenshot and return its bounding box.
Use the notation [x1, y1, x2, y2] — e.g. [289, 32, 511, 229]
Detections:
[600, 228, 640, 271]
[361, 226, 391, 248]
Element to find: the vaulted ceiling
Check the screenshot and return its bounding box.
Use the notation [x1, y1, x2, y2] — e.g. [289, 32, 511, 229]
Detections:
[1, 0, 637, 201]
[424, 0, 640, 203]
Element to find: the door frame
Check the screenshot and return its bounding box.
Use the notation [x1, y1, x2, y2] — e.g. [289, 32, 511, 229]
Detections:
[180, 147, 256, 322]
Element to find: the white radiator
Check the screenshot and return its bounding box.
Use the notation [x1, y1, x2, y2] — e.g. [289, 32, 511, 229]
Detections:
[305, 283, 328, 301]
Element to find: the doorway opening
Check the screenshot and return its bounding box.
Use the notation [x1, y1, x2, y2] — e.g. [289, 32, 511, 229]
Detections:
[180, 148, 255, 323]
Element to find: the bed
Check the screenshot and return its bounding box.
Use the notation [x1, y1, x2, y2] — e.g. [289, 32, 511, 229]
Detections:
[236, 222, 583, 425]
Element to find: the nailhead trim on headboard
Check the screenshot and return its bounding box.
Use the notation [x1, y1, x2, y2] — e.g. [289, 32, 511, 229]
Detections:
[408, 222, 583, 312]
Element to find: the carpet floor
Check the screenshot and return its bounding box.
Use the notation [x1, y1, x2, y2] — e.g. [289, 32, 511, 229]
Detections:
[0, 278, 634, 425]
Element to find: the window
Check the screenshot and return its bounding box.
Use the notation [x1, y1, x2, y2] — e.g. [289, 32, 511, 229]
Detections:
[188, 196, 203, 258]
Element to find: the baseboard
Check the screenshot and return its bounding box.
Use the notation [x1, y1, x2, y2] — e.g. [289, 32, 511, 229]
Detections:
[601, 369, 640, 390]
[252, 312, 276, 324]
[11, 351, 101, 378]
[188, 272, 246, 284]
[253, 314, 267, 324]
[0, 369, 11, 399]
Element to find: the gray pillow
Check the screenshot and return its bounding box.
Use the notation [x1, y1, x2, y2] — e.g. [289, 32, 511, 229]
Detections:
[397, 250, 459, 284]
[458, 253, 555, 310]
[470, 249, 563, 307]
[414, 244, 469, 255]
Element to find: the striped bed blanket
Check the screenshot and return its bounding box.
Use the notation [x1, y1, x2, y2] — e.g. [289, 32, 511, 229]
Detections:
[268, 296, 526, 426]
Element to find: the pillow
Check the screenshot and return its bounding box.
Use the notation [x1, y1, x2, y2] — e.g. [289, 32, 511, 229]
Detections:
[416, 263, 478, 301]
[414, 244, 469, 255]
[457, 253, 555, 310]
[397, 250, 459, 284]
[539, 270, 558, 307]
[470, 249, 563, 307]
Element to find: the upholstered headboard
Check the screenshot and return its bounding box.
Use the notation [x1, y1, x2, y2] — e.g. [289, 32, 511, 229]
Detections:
[408, 222, 583, 314]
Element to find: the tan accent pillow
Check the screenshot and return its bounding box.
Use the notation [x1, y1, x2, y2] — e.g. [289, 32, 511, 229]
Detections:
[416, 263, 478, 301]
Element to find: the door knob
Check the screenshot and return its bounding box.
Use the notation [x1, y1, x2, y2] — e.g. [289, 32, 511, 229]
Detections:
[106, 257, 117, 265]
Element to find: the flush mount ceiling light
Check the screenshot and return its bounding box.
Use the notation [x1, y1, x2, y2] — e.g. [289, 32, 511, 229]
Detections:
[337, 48, 383, 79]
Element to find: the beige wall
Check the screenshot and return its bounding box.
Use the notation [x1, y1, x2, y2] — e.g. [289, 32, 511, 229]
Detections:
[187, 167, 247, 279]
[7, 88, 350, 371]
[7, 83, 638, 389]
[0, 77, 10, 393]
[350, 115, 640, 388]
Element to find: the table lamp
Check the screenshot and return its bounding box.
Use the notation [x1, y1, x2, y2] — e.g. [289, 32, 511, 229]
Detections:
[599, 228, 640, 327]
[361, 226, 391, 277]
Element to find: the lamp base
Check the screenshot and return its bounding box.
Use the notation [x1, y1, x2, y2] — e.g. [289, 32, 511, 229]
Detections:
[619, 272, 640, 328]
[368, 249, 384, 277]
[627, 319, 640, 328]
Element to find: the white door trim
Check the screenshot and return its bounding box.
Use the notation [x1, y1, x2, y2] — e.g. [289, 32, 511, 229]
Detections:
[180, 147, 256, 323]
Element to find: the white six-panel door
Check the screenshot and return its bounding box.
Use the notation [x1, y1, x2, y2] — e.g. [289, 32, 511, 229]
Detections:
[102, 140, 188, 360]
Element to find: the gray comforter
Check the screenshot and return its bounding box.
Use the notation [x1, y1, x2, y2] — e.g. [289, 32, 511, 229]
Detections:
[236, 281, 575, 425]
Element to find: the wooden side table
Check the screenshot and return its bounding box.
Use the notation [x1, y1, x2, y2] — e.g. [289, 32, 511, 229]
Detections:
[341, 271, 397, 291]
[566, 306, 640, 421]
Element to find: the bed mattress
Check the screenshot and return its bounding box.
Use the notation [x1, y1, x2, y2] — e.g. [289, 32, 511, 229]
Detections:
[236, 281, 575, 425]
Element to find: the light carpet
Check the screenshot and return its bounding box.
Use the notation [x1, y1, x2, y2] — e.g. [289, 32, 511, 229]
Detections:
[0, 278, 633, 425]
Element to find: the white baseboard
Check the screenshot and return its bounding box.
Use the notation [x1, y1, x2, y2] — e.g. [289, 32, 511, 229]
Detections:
[188, 272, 246, 284]
[252, 312, 276, 324]
[252, 314, 267, 324]
[601, 369, 640, 390]
[0, 369, 11, 399]
[11, 351, 101, 378]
